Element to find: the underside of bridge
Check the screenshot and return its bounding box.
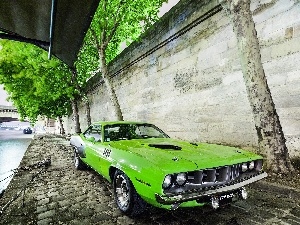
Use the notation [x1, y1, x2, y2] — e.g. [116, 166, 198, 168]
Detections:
[0, 0, 100, 67]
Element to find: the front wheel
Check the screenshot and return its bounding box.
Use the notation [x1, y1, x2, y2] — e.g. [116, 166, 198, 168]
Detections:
[113, 170, 147, 217]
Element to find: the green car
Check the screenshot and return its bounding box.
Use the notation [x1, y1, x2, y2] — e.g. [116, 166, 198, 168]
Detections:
[70, 121, 267, 217]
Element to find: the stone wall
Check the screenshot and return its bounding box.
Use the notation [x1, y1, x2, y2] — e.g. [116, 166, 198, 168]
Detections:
[65, 0, 300, 157]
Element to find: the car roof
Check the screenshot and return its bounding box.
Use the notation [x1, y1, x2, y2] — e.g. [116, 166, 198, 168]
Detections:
[92, 121, 151, 126]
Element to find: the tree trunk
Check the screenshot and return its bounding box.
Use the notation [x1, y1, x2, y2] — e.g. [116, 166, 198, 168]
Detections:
[71, 98, 81, 134]
[57, 116, 65, 135]
[102, 74, 123, 121]
[99, 48, 124, 121]
[82, 95, 92, 126]
[221, 0, 293, 173]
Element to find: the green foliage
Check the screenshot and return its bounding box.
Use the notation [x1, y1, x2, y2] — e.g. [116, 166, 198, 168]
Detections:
[75, 36, 99, 85]
[76, 0, 167, 76]
[0, 39, 73, 123]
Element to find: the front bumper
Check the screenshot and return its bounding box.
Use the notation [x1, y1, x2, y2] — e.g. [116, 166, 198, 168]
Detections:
[155, 172, 267, 205]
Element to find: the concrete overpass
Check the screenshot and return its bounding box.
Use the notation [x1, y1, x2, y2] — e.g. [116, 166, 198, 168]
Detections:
[0, 105, 19, 122]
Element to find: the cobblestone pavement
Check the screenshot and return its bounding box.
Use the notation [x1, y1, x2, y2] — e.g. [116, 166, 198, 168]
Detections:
[0, 134, 299, 225]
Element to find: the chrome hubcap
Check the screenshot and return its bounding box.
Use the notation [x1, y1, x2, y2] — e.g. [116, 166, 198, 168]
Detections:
[115, 174, 129, 208]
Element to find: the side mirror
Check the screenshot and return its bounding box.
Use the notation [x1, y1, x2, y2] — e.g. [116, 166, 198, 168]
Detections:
[87, 136, 96, 142]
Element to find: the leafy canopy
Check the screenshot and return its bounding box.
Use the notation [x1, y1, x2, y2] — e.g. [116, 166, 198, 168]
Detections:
[0, 39, 73, 122]
[76, 0, 167, 76]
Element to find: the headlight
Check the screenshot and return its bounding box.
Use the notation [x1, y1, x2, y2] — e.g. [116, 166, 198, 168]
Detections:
[241, 163, 248, 172]
[176, 173, 187, 186]
[255, 159, 263, 171]
[248, 161, 255, 170]
[162, 175, 172, 189]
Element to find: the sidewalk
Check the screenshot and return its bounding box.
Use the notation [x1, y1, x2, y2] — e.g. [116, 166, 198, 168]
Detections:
[0, 134, 299, 225]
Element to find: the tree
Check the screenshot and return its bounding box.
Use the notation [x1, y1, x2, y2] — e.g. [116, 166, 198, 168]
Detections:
[79, 0, 167, 120]
[0, 39, 73, 130]
[221, 0, 294, 173]
[0, 36, 98, 134]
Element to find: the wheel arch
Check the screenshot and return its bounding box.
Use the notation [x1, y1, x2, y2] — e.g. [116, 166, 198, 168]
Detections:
[109, 165, 138, 190]
[109, 164, 156, 201]
[109, 166, 117, 182]
[70, 135, 86, 158]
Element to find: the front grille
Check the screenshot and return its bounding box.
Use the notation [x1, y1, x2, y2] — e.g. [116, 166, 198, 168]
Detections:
[164, 162, 262, 195]
[188, 164, 241, 186]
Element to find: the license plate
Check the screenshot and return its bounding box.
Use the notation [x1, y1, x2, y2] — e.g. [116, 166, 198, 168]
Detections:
[218, 192, 235, 205]
[219, 193, 235, 201]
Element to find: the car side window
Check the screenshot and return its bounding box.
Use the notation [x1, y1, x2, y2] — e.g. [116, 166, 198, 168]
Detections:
[84, 125, 102, 142]
[104, 126, 120, 142]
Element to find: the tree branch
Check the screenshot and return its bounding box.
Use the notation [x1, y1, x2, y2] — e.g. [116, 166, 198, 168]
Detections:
[90, 28, 101, 52]
[103, 0, 124, 47]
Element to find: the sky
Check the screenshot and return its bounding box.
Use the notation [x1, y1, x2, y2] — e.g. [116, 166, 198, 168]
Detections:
[0, 0, 180, 106]
[0, 85, 11, 106]
[159, 0, 180, 17]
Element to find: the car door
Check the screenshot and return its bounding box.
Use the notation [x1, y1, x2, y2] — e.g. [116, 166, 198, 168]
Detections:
[83, 125, 104, 174]
[94, 125, 117, 180]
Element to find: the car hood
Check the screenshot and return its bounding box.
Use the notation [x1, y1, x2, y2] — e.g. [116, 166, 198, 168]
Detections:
[108, 138, 262, 173]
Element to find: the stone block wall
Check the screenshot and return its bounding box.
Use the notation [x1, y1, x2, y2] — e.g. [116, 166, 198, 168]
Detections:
[65, 0, 300, 157]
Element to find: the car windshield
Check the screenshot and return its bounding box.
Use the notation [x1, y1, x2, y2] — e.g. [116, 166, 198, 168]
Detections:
[104, 123, 169, 142]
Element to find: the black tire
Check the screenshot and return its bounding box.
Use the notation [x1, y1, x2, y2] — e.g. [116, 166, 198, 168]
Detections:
[74, 149, 85, 170]
[113, 170, 147, 217]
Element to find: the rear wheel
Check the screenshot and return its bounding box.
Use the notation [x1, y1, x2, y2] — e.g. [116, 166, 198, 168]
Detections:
[73, 149, 85, 170]
[113, 170, 147, 217]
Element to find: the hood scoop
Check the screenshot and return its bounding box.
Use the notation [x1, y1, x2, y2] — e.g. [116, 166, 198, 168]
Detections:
[148, 143, 182, 150]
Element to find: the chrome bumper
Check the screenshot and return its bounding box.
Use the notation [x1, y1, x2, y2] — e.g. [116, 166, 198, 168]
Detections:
[155, 172, 268, 205]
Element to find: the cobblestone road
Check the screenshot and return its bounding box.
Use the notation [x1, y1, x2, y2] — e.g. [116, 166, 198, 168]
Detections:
[0, 135, 299, 225]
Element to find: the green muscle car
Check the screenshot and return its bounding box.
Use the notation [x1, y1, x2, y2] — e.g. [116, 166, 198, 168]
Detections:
[70, 121, 267, 217]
